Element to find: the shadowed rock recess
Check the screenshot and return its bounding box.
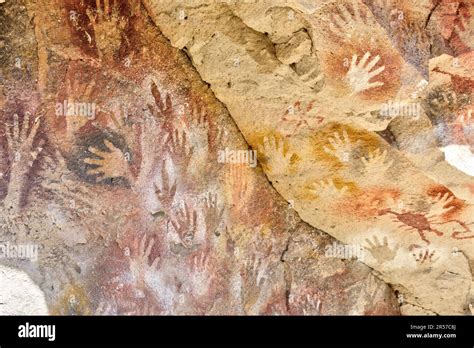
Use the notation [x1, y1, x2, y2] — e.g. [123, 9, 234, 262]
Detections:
[0, 0, 472, 315]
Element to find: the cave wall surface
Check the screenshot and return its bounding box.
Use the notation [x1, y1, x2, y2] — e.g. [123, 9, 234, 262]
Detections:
[0, 0, 473, 315]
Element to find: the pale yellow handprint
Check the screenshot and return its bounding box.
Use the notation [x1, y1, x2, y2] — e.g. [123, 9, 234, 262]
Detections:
[258, 135, 294, 174]
[323, 130, 353, 162]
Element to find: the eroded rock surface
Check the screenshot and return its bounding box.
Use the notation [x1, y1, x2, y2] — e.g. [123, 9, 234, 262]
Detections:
[143, 0, 474, 314]
[0, 0, 401, 315]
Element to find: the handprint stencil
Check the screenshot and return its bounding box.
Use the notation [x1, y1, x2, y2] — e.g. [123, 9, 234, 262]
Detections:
[87, 0, 126, 60]
[344, 52, 385, 95]
[3, 112, 43, 211]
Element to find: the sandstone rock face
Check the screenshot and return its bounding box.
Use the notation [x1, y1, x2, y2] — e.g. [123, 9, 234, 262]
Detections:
[0, 0, 399, 315]
[0, 0, 471, 316]
[143, 0, 474, 315]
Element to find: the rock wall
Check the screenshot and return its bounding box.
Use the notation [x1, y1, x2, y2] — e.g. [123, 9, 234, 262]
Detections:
[0, 0, 472, 315]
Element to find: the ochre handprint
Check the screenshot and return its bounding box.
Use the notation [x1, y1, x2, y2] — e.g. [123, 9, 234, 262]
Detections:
[258, 135, 294, 175]
[311, 178, 348, 199]
[323, 130, 354, 162]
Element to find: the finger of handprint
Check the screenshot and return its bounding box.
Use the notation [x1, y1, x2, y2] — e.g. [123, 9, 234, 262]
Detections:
[84, 157, 104, 165]
[5, 123, 13, 151]
[110, 112, 122, 130]
[212, 193, 217, 207]
[162, 131, 171, 147]
[103, 139, 117, 152]
[28, 142, 44, 167]
[104, 0, 110, 16]
[87, 168, 104, 176]
[365, 55, 381, 71]
[367, 81, 384, 89]
[342, 130, 350, 144]
[373, 235, 381, 246]
[261, 137, 269, 153]
[192, 210, 197, 229]
[95, 0, 102, 20]
[369, 65, 385, 77]
[444, 205, 455, 212]
[145, 238, 154, 258]
[86, 8, 96, 23]
[153, 182, 162, 197]
[182, 131, 188, 148]
[88, 146, 108, 157]
[173, 129, 179, 147]
[13, 113, 20, 141]
[442, 192, 453, 203]
[84, 81, 96, 97]
[182, 203, 190, 221]
[151, 256, 160, 269]
[349, 54, 357, 70]
[333, 14, 347, 31]
[382, 236, 389, 246]
[328, 137, 338, 149]
[150, 82, 163, 112]
[161, 165, 169, 191]
[188, 146, 195, 158]
[139, 234, 147, 255]
[165, 95, 172, 114]
[338, 4, 352, 24]
[352, 0, 361, 22]
[171, 220, 179, 233]
[20, 112, 30, 141]
[458, 15, 467, 31]
[359, 52, 371, 68]
[365, 238, 375, 249]
[169, 180, 177, 198]
[26, 117, 41, 144]
[268, 135, 276, 151]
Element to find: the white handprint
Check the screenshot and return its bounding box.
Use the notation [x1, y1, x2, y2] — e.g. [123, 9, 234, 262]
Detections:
[427, 192, 455, 218]
[344, 52, 385, 95]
